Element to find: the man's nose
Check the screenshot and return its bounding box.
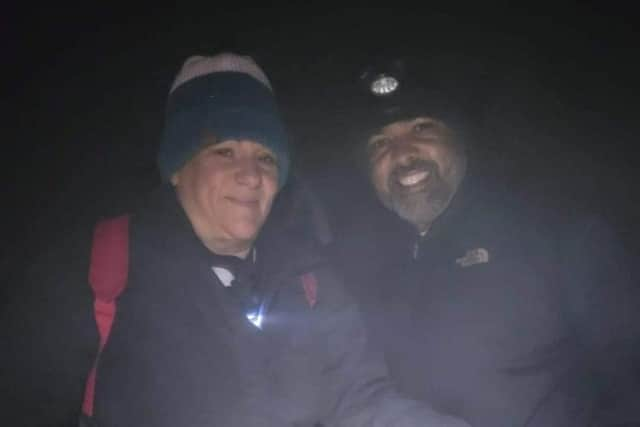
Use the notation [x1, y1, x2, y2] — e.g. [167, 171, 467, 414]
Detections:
[390, 139, 419, 165]
[235, 158, 262, 188]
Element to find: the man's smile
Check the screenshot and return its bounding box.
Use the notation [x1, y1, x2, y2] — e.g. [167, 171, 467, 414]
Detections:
[397, 169, 431, 187]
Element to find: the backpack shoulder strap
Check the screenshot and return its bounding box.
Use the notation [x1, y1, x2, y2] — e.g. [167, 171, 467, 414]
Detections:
[82, 214, 130, 417]
[89, 214, 130, 305]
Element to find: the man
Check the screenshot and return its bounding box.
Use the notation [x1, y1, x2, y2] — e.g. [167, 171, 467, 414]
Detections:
[1, 53, 469, 427]
[331, 67, 640, 426]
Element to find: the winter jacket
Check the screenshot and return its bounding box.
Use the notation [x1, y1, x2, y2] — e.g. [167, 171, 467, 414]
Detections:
[332, 178, 640, 427]
[1, 183, 471, 427]
[86, 186, 469, 427]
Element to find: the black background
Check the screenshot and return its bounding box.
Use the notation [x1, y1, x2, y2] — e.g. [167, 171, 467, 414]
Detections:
[4, 6, 639, 278]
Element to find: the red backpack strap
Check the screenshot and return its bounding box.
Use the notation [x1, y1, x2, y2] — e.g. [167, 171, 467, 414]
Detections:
[82, 214, 130, 417]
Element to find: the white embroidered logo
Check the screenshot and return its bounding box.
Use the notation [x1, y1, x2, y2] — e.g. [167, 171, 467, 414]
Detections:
[455, 248, 490, 268]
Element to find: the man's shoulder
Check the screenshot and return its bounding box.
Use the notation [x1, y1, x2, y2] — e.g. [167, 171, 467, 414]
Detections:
[468, 184, 630, 265]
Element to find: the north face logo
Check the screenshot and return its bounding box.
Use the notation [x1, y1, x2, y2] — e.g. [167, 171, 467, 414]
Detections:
[455, 248, 490, 268]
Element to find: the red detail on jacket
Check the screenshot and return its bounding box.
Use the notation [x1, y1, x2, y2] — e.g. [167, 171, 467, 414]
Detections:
[301, 272, 318, 308]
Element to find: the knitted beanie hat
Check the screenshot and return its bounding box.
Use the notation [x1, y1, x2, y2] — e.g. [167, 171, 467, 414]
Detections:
[349, 67, 473, 175]
[158, 53, 290, 187]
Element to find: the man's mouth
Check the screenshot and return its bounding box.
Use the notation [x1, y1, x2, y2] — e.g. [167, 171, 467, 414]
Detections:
[398, 170, 430, 187]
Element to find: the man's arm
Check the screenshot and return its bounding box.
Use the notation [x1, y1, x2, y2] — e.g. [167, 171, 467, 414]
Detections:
[312, 265, 471, 427]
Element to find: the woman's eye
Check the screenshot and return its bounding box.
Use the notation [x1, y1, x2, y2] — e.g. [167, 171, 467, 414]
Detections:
[213, 147, 233, 158]
[258, 153, 277, 166]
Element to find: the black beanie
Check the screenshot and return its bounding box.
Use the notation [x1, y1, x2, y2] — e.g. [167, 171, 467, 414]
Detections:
[349, 70, 473, 173]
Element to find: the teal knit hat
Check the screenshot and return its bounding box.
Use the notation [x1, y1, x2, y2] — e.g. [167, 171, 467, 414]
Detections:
[158, 53, 290, 188]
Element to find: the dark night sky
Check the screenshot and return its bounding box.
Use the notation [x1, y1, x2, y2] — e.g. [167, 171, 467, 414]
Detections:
[3, 6, 639, 272]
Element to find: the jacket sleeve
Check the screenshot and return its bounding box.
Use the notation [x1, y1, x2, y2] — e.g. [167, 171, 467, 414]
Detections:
[312, 265, 471, 427]
[0, 233, 98, 427]
[559, 216, 640, 425]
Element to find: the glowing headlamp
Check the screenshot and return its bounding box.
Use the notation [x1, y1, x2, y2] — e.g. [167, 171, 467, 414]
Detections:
[370, 74, 400, 96]
[359, 58, 405, 98]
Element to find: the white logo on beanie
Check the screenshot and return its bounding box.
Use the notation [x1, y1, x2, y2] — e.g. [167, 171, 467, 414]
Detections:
[169, 53, 273, 94]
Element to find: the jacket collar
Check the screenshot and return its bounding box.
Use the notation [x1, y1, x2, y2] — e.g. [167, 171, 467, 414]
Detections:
[135, 184, 323, 284]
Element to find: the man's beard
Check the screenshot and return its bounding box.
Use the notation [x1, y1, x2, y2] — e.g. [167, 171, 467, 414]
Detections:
[381, 159, 456, 230]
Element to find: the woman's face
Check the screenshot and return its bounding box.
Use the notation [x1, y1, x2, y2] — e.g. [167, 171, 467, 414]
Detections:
[171, 137, 280, 255]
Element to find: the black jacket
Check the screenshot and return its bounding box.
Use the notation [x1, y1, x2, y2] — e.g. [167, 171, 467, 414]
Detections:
[332, 178, 640, 427]
[1, 184, 471, 427]
[89, 186, 468, 426]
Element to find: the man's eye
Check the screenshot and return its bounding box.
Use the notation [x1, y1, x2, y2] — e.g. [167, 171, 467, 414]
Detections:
[413, 121, 435, 134]
[368, 137, 391, 153]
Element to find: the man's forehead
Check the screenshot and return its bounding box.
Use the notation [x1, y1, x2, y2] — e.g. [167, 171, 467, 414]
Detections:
[373, 116, 448, 136]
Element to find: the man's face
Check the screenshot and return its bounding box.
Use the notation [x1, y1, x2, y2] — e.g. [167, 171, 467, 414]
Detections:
[171, 137, 279, 253]
[367, 117, 467, 231]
